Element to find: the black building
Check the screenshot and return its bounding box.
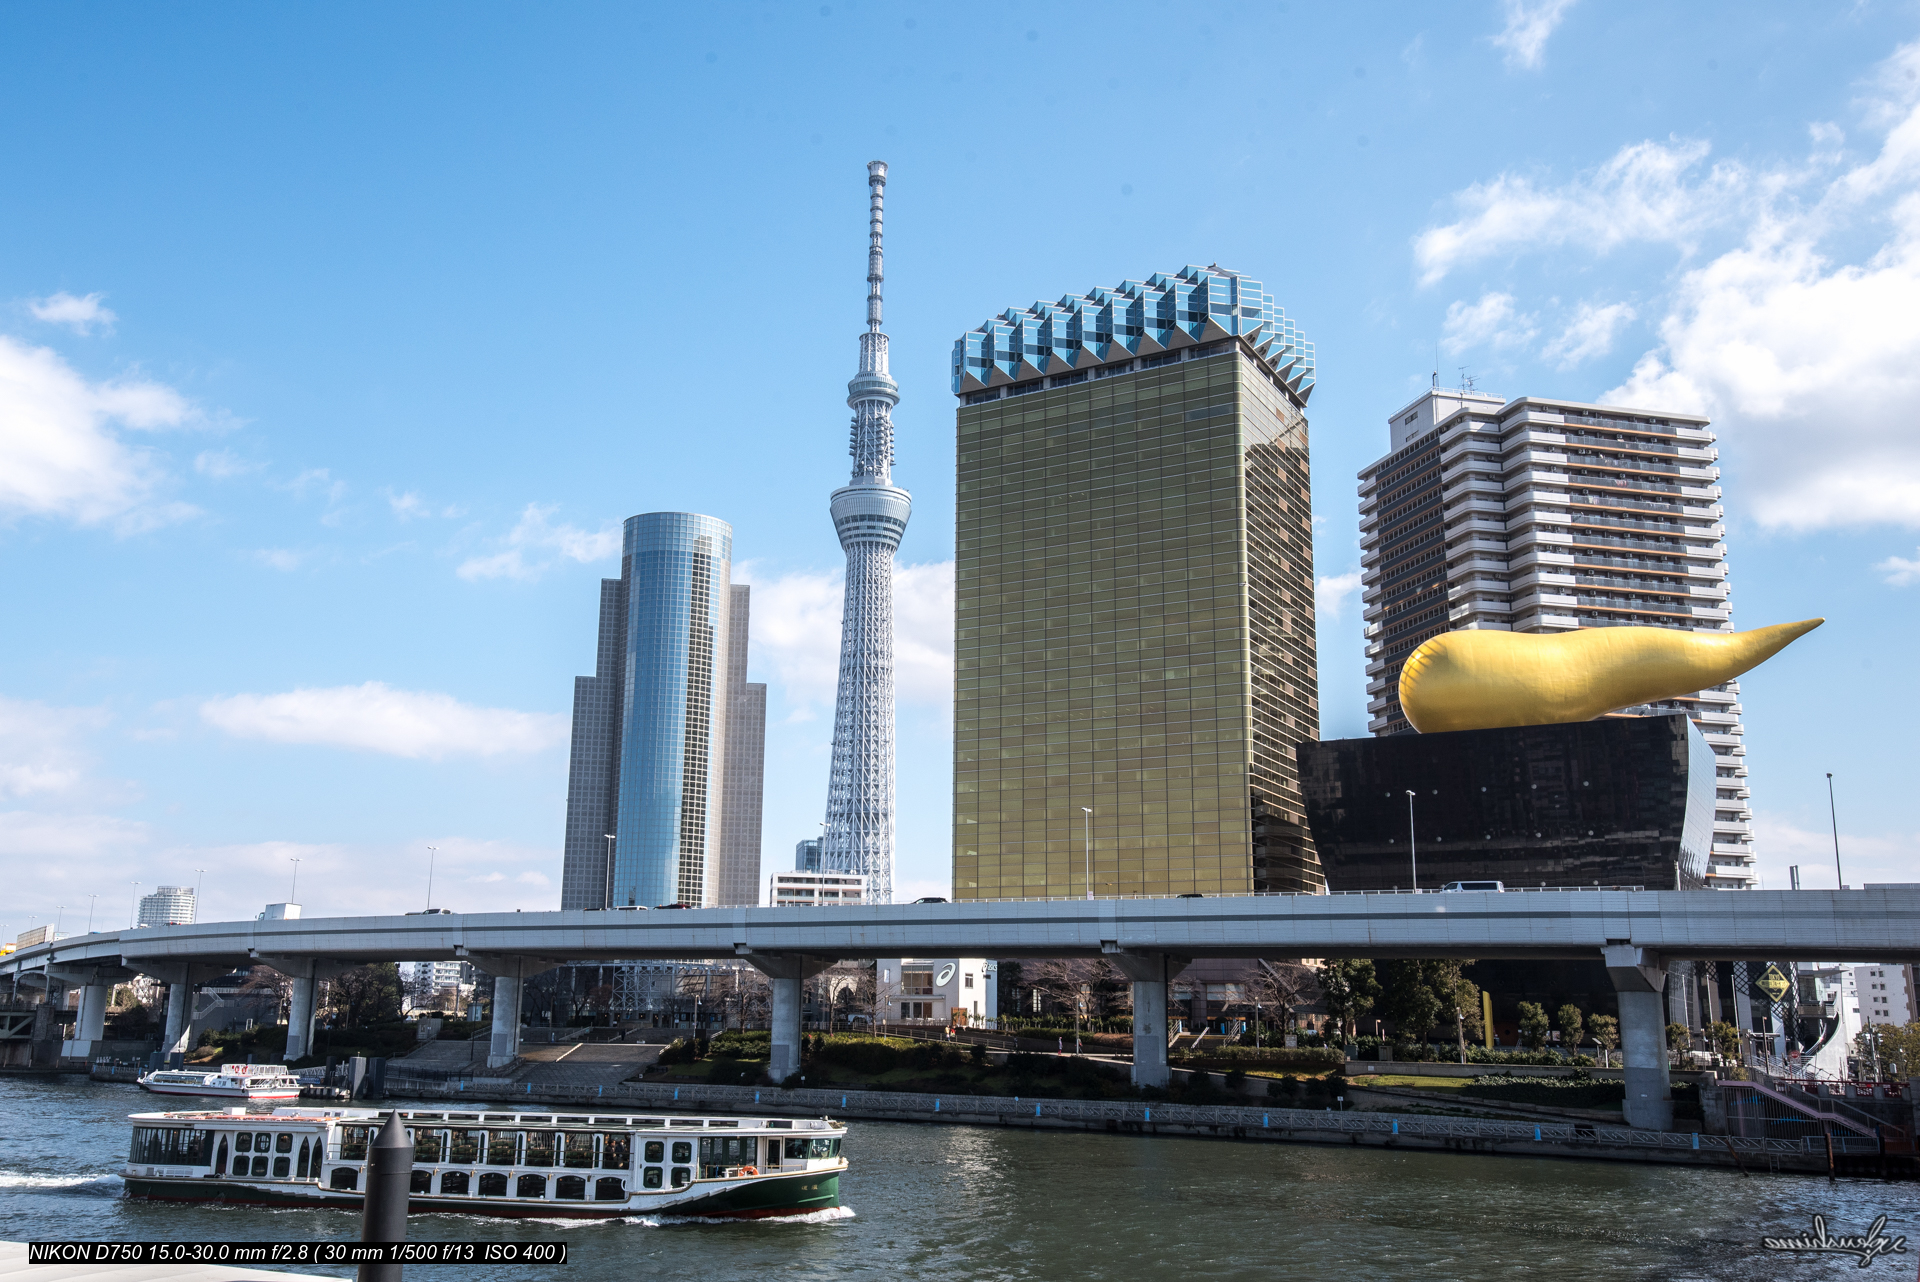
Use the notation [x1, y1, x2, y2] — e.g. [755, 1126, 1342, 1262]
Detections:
[1295, 713, 1715, 893]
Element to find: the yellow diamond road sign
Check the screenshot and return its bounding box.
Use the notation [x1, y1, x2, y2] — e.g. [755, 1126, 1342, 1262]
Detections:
[1756, 965, 1791, 1003]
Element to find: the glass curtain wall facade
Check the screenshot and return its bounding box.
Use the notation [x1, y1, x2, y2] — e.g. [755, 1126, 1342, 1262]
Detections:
[614, 512, 733, 908]
[560, 512, 735, 910]
[952, 340, 1321, 899]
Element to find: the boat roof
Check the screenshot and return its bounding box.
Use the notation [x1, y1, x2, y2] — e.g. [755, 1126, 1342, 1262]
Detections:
[128, 1107, 845, 1130]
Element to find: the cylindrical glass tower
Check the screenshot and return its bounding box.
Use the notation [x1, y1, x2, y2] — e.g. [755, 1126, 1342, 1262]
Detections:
[612, 511, 733, 908]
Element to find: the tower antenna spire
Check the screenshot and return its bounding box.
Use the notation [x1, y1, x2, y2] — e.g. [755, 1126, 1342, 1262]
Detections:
[866, 160, 885, 334]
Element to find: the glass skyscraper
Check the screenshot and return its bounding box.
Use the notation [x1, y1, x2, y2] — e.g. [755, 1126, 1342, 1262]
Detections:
[950, 266, 1323, 899]
[560, 512, 764, 909]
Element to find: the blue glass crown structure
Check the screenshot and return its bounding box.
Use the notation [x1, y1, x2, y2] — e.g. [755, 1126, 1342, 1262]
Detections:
[950, 264, 1315, 402]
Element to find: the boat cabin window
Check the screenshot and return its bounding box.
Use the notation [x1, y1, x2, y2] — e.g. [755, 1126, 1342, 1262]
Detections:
[555, 1175, 586, 1200]
[275, 1133, 293, 1154]
[410, 1129, 446, 1163]
[642, 1167, 663, 1189]
[594, 1176, 624, 1201]
[129, 1127, 212, 1166]
[523, 1132, 556, 1168]
[516, 1174, 546, 1198]
[485, 1132, 518, 1166]
[643, 1140, 664, 1164]
[478, 1172, 508, 1197]
[670, 1141, 692, 1165]
[448, 1130, 481, 1164]
[330, 1168, 358, 1191]
[409, 1171, 432, 1194]
[214, 1137, 228, 1174]
[439, 1171, 469, 1195]
[670, 1167, 690, 1188]
[698, 1136, 756, 1178]
[235, 1132, 253, 1154]
[600, 1134, 630, 1170]
[340, 1126, 371, 1160]
[255, 1132, 271, 1154]
[560, 1132, 594, 1168]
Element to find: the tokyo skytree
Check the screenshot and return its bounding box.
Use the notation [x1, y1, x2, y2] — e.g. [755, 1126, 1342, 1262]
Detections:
[821, 160, 910, 904]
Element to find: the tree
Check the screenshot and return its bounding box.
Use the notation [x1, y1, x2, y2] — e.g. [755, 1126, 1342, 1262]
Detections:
[1856, 1022, 1920, 1079]
[1666, 1022, 1691, 1054]
[1026, 958, 1128, 1020]
[1377, 960, 1444, 1040]
[1516, 1001, 1551, 1050]
[1317, 959, 1379, 1040]
[1589, 1014, 1619, 1052]
[1556, 1004, 1585, 1050]
[1239, 961, 1318, 1034]
[326, 964, 403, 1029]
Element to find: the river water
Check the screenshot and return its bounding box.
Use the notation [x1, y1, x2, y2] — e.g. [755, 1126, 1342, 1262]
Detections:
[2, 1077, 1915, 1280]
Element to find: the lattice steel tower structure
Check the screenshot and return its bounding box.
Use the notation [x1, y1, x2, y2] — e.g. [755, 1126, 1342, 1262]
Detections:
[822, 160, 910, 904]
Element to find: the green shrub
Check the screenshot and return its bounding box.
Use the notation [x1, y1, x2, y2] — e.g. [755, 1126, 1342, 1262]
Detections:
[816, 1038, 901, 1075]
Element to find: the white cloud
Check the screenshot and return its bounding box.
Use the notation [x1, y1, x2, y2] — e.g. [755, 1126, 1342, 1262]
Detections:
[29, 291, 117, 335]
[457, 504, 621, 581]
[1878, 549, 1920, 585]
[742, 560, 955, 715]
[0, 697, 108, 799]
[1421, 40, 1920, 531]
[1441, 291, 1535, 354]
[199, 682, 567, 760]
[0, 334, 200, 530]
[1751, 812, 1919, 891]
[253, 548, 306, 572]
[1314, 570, 1363, 623]
[194, 448, 258, 479]
[1413, 138, 1737, 285]
[1491, 0, 1577, 70]
[1541, 300, 1636, 367]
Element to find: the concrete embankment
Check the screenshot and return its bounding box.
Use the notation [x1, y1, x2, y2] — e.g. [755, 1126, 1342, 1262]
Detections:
[380, 1074, 1838, 1176]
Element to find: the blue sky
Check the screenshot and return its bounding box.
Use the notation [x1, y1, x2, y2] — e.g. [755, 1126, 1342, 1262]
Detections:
[4, 1, 1916, 934]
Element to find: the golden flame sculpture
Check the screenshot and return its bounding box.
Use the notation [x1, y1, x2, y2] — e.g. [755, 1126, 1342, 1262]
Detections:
[1397, 619, 1824, 734]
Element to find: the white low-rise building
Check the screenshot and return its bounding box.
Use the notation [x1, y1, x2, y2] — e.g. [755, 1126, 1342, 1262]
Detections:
[875, 958, 997, 1026]
[768, 872, 866, 907]
[1854, 964, 1915, 1027]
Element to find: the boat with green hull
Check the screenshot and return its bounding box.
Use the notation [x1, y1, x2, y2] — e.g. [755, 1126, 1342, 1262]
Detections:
[123, 1105, 847, 1220]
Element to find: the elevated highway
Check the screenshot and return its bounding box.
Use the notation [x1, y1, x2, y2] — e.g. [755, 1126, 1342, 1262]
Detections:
[12, 887, 1916, 1131]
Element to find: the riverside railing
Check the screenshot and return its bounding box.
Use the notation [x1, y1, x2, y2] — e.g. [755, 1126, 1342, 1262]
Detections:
[378, 1077, 1816, 1158]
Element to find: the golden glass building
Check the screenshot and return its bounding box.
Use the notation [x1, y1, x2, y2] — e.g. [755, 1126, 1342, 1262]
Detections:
[950, 266, 1322, 899]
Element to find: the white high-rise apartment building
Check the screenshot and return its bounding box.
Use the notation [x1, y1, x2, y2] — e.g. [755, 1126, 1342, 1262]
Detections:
[1854, 964, 1917, 1027]
[1357, 389, 1757, 887]
[137, 885, 196, 927]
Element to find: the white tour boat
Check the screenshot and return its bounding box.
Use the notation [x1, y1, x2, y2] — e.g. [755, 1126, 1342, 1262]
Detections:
[122, 1106, 847, 1219]
[136, 1064, 304, 1100]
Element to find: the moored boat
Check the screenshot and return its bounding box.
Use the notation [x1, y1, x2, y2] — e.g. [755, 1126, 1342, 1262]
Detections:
[137, 1065, 303, 1100]
[123, 1106, 846, 1219]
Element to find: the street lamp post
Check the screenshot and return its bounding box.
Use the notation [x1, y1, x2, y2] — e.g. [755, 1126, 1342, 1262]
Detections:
[425, 846, 437, 912]
[128, 883, 140, 930]
[1405, 790, 1419, 892]
[288, 857, 302, 904]
[1826, 773, 1843, 889]
[86, 894, 97, 934]
[193, 868, 207, 922]
[1080, 807, 1093, 901]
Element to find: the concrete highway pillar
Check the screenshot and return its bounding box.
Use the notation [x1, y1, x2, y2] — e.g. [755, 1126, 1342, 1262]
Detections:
[742, 953, 829, 1084]
[1103, 950, 1189, 1089]
[285, 975, 318, 1063]
[71, 982, 108, 1058]
[1604, 945, 1673, 1131]
[163, 982, 192, 1057]
[488, 975, 523, 1069]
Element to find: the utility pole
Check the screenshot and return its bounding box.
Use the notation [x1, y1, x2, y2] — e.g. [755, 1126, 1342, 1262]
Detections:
[1405, 790, 1419, 891]
[1826, 773, 1843, 889]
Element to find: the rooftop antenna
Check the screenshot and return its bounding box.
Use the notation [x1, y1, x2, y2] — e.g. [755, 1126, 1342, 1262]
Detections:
[1459, 366, 1475, 393]
[1432, 341, 1440, 390]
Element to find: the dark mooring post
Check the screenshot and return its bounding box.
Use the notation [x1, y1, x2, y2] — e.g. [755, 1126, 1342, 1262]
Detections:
[358, 1110, 411, 1282]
